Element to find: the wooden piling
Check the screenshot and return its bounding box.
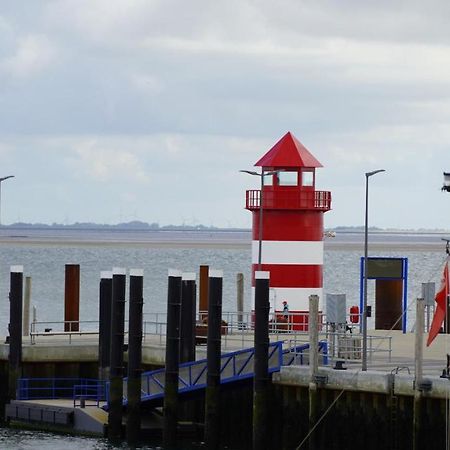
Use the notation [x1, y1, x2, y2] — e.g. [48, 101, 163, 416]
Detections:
[9, 266, 23, 400]
[22, 276, 31, 337]
[253, 271, 270, 450]
[108, 268, 126, 443]
[204, 270, 223, 450]
[64, 264, 80, 332]
[163, 269, 182, 449]
[127, 269, 144, 448]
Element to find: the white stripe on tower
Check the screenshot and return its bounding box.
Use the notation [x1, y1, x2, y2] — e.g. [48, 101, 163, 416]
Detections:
[251, 240, 323, 265]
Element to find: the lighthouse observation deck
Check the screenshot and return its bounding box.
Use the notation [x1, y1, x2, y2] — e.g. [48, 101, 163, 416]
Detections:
[245, 189, 331, 212]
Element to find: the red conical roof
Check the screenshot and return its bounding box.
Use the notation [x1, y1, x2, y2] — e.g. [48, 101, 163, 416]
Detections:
[255, 132, 323, 168]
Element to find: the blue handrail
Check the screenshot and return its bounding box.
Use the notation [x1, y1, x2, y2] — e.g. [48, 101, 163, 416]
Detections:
[17, 340, 328, 407]
[107, 340, 327, 407]
[16, 377, 106, 404]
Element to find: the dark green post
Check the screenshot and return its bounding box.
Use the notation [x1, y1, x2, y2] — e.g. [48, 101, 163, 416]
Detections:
[108, 268, 126, 443]
[8, 265, 23, 400]
[204, 270, 223, 450]
[163, 269, 182, 449]
[180, 272, 196, 363]
[127, 269, 144, 448]
[98, 271, 112, 381]
[253, 271, 270, 450]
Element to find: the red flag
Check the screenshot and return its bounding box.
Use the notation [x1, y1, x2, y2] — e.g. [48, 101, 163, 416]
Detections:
[427, 257, 450, 346]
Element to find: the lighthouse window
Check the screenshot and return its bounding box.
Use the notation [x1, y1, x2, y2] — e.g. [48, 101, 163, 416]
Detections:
[263, 172, 273, 186]
[278, 171, 298, 186]
[302, 170, 314, 186]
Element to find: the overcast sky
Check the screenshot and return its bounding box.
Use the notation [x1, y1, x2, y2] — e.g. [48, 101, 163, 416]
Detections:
[0, 1, 449, 229]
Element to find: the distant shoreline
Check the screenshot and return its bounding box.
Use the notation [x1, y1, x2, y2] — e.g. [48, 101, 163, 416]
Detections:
[1, 223, 449, 234]
[0, 235, 444, 253]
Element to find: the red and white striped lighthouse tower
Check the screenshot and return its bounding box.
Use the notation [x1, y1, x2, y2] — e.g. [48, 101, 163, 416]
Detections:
[245, 132, 331, 323]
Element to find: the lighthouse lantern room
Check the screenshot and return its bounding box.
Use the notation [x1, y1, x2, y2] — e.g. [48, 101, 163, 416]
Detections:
[244, 132, 331, 327]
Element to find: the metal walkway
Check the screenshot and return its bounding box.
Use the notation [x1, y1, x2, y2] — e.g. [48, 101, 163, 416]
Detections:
[16, 341, 328, 407]
[114, 340, 328, 406]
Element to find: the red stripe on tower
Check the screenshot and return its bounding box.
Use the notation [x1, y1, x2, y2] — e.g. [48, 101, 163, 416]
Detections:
[244, 131, 331, 312]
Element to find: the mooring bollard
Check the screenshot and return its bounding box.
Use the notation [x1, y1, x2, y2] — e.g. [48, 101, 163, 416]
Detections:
[64, 264, 80, 332]
[9, 265, 23, 400]
[204, 270, 223, 450]
[163, 269, 182, 450]
[108, 267, 126, 443]
[98, 271, 112, 381]
[180, 272, 196, 363]
[253, 271, 270, 450]
[127, 269, 144, 448]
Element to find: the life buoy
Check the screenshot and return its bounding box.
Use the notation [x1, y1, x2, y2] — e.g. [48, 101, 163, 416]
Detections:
[350, 305, 359, 324]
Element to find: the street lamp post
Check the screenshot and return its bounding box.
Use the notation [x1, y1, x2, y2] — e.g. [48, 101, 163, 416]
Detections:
[0, 175, 15, 226]
[362, 169, 385, 372]
[240, 170, 277, 270]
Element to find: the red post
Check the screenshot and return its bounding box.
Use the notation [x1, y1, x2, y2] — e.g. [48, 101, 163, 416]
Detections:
[64, 264, 80, 332]
[199, 265, 209, 318]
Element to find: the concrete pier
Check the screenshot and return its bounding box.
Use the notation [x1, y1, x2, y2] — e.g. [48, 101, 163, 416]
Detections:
[3, 327, 450, 449]
[2, 328, 448, 375]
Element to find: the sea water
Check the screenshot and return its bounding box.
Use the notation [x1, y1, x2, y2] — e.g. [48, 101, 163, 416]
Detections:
[0, 228, 447, 334]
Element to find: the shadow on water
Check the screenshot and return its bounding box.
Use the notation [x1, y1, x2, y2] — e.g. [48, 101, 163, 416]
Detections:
[0, 427, 215, 450]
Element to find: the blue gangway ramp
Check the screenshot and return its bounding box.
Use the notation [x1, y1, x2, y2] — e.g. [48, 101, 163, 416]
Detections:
[15, 341, 328, 406]
[115, 340, 328, 407]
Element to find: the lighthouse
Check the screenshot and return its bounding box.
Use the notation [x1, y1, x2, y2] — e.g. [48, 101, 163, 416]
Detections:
[244, 132, 331, 326]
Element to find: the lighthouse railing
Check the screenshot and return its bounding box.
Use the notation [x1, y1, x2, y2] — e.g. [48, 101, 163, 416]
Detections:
[245, 189, 331, 211]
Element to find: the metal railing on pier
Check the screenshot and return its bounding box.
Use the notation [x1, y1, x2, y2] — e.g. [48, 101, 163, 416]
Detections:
[142, 310, 391, 362]
[26, 311, 392, 364]
[29, 320, 100, 344]
[17, 377, 106, 407]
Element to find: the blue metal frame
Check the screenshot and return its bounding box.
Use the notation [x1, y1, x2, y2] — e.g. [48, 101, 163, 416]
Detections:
[17, 340, 329, 408]
[283, 341, 328, 366]
[73, 382, 106, 407]
[359, 257, 408, 333]
[105, 341, 284, 406]
[16, 378, 105, 404]
[109, 340, 328, 407]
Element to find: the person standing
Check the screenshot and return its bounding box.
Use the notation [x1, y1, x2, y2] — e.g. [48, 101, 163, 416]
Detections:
[282, 301, 289, 319]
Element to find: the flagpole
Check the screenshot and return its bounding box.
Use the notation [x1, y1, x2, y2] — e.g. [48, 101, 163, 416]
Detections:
[444, 239, 450, 338]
